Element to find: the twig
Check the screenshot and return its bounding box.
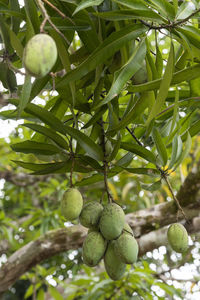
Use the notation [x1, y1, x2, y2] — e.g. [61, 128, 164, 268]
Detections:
[42, 0, 75, 24]
[36, 0, 71, 46]
[69, 132, 75, 188]
[126, 126, 144, 147]
[157, 97, 200, 117]
[140, 8, 200, 30]
[100, 119, 113, 203]
[159, 167, 188, 221]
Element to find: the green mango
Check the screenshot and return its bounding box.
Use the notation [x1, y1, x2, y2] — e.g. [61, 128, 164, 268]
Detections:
[82, 232, 107, 267]
[167, 223, 188, 253]
[99, 203, 125, 240]
[115, 233, 138, 264]
[23, 33, 57, 78]
[61, 188, 83, 221]
[123, 223, 133, 235]
[104, 241, 126, 280]
[79, 201, 103, 228]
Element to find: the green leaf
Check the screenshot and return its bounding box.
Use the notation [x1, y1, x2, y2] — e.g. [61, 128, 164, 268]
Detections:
[23, 123, 69, 150]
[11, 141, 61, 155]
[76, 174, 103, 186]
[94, 38, 146, 108]
[108, 134, 121, 162]
[188, 119, 200, 138]
[120, 142, 156, 164]
[108, 92, 149, 134]
[18, 74, 32, 118]
[128, 63, 200, 94]
[95, 10, 164, 22]
[83, 106, 107, 129]
[24, 285, 33, 299]
[24, 0, 40, 33]
[64, 125, 104, 161]
[124, 167, 160, 176]
[12, 160, 91, 174]
[12, 160, 64, 171]
[37, 289, 45, 300]
[113, 0, 152, 11]
[155, 43, 163, 78]
[146, 42, 174, 124]
[56, 24, 146, 87]
[168, 135, 182, 169]
[174, 132, 192, 170]
[152, 128, 168, 166]
[10, 99, 67, 135]
[5, 23, 24, 58]
[10, 100, 103, 161]
[49, 286, 63, 300]
[73, 0, 104, 15]
[141, 180, 162, 191]
[169, 87, 179, 134]
[148, 0, 175, 19]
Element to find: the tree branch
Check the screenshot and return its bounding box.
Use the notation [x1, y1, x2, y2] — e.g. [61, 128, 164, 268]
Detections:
[0, 168, 200, 293]
[0, 200, 200, 293]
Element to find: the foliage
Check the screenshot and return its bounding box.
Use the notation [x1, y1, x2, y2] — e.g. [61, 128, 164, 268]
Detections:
[0, 0, 200, 299]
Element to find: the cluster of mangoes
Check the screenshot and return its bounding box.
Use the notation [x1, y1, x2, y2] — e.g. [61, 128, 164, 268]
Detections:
[61, 188, 139, 280]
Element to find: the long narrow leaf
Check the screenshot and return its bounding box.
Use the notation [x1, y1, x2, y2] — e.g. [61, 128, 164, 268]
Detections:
[23, 123, 69, 150]
[120, 142, 156, 164]
[146, 42, 174, 124]
[94, 38, 146, 108]
[11, 141, 61, 155]
[152, 128, 168, 166]
[56, 24, 146, 87]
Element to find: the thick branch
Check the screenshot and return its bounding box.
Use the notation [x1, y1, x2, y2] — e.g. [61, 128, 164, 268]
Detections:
[0, 226, 87, 294]
[0, 168, 200, 293]
[177, 167, 200, 206]
[1, 200, 200, 293]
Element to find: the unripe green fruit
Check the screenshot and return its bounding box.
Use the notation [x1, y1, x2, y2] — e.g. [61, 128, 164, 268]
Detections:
[132, 63, 147, 85]
[88, 227, 99, 234]
[105, 139, 113, 156]
[167, 223, 188, 253]
[23, 34, 57, 78]
[123, 223, 133, 235]
[104, 241, 126, 280]
[61, 188, 83, 221]
[99, 203, 125, 240]
[79, 201, 103, 228]
[115, 233, 138, 264]
[82, 232, 107, 267]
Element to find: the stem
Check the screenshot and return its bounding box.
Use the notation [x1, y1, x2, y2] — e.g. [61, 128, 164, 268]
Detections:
[42, 0, 74, 24]
[140, 8, 200, 30]
[126, 122, 188, 222]
[36, 0, 71, 45]
[100, 119, 113, 203]
[126, 126, 143, 147]
[69, 137, 74, 188]
[161, 170, 188, 221]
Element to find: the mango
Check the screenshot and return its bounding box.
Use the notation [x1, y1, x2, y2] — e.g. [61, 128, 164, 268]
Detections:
[82, 232, 107, 267]
[104, 241, 126, 280]
[61, 188, 83, 221]
[23, 34, 57, 78]
[115, 233, 138, 264]
[167, 223, 188, 253]
[99, 203, 125, 240]
[123, 223, 133, 235]
[80, 201, 103, 228]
